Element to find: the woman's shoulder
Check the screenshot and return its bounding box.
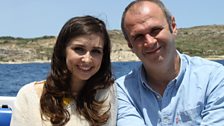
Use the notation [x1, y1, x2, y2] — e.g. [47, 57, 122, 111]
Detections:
[95, 84, 116, 101]
[33, 80, 45, 98]
[17, 82, 35, 95]
[17, 80, 45, 99]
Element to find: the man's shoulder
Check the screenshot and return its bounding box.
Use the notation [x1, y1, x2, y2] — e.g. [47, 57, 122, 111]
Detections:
[181, 54, 223, 68]
[115, 65, 142, 90]
[181, 54, 224, 80]
[116, 67, 139, 82]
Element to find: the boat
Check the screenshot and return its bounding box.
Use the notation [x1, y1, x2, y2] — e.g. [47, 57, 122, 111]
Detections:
[0, 96, 15, 126]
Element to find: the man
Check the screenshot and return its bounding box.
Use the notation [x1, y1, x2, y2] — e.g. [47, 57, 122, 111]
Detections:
[116, 0, 224, 125]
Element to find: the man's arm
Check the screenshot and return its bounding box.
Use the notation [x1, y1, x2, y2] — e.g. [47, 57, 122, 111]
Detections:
[201, 66, 224, 125]
[116, 82, 147, 126]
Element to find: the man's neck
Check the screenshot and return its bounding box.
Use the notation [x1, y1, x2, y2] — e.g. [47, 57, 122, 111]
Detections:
[144, 55, 180, 96]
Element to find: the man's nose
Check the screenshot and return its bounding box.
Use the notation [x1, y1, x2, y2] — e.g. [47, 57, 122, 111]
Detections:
[144, 34, 157, 47]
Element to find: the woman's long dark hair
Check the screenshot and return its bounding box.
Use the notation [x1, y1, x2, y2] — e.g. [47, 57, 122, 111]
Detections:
[40, 15, 114, 125]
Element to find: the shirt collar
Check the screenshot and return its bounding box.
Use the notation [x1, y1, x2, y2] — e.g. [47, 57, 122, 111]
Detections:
[175, 51, 187, 87]
[139, 64, 150, 89]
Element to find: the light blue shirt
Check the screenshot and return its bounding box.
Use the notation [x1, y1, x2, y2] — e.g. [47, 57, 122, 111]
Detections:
[116, 53, 224, 126]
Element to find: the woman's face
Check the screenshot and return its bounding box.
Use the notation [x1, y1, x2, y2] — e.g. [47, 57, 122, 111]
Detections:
[65, 34, 104, 92]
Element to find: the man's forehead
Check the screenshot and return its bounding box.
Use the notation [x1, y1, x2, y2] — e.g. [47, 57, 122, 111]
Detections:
[127, 1, 163, 15]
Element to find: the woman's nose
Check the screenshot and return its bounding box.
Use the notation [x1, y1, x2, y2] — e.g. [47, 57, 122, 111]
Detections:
[81, 52, 92, 63]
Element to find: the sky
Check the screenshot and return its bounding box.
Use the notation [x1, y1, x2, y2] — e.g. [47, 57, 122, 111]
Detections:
[1, 0, 224, 38]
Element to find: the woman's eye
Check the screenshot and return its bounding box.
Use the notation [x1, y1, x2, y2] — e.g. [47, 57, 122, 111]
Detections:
[74, 47, 85, 54]
[91, 49, 102, 55]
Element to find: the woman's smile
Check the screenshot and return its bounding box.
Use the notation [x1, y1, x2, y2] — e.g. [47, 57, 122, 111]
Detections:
[77, 64, 93, 72]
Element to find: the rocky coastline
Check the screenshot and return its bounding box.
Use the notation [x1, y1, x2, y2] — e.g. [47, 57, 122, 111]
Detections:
[1, 25, 224, 64]
[0, 31, 139, 64]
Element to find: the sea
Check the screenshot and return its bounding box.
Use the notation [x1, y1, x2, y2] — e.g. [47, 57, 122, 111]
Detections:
[0, 60, 223, 96]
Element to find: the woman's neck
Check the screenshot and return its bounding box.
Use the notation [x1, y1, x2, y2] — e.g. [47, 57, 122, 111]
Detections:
[70, 77, 86, 96]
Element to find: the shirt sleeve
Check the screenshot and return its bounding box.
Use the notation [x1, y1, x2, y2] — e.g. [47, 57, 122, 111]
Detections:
[116, 82, 147, 126]
[201, 65, 224, 125]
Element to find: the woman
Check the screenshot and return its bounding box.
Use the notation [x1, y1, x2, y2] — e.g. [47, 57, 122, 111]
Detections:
[11, 15, 116, 126]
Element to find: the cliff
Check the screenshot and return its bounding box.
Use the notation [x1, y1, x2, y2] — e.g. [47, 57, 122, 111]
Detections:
[0, 25, 224, 63]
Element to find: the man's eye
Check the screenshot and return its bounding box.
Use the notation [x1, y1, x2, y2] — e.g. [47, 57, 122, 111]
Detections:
[74, 47, 85, 54]
[150, 28, 162, 37]
[133, 34, 144, 41]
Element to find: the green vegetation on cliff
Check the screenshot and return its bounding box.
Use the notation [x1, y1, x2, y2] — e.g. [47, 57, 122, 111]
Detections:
[176, 25, 224, 57]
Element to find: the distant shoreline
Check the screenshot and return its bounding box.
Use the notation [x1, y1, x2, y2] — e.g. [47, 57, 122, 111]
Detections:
[0, 60, 51, 64]
[204, 55, 224, 60]
[0, 55, 223, 64]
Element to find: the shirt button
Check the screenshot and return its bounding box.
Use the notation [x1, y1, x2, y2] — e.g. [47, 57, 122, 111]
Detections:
[163, 116, 170, 124]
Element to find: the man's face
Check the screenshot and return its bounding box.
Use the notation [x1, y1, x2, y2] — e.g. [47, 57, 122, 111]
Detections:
[124, 1, 177, 66]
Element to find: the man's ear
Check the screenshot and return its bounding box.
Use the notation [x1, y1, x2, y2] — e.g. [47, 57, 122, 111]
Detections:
[128, 41, 132, 48]
[171, 16, 177, 35]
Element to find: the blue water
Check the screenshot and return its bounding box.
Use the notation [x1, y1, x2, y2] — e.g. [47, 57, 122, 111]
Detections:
[0, 62, 141, 96]
[0, 60, 223, 96]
